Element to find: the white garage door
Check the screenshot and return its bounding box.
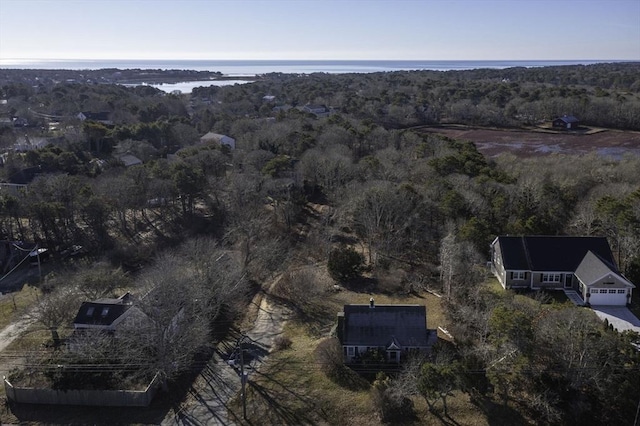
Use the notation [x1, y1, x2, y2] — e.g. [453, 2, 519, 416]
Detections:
[590, 289, 627, 306]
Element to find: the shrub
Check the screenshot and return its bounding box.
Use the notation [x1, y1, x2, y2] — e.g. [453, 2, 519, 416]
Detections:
[314, 337, 368, 391]
[273, 335, 292, 351]
[327, 247, 364, 283]
[371, 372, 416, 423]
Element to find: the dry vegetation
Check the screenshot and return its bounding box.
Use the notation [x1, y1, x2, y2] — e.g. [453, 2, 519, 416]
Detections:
[0, 285, 39, 330]
[238, 280, 531, 426]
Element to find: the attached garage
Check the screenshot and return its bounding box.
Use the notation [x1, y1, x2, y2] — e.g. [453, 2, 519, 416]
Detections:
[588, 288, 629, 306]
[576, 251, 635, 307]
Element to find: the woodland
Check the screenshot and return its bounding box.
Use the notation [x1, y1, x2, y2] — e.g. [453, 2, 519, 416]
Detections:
[0, 62, 639, 425]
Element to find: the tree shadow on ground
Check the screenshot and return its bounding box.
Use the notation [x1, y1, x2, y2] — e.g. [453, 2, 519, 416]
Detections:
[342, 276, 377, 293]
[6, 397, 170, 425]
[242, 366, 324, 426]
[471, 395, 529, 426]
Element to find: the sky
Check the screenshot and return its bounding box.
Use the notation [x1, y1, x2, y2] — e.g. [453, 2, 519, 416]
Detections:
[0, 0, 639, 61]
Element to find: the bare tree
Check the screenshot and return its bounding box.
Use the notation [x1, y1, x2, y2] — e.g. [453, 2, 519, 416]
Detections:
[30, 285, 82, 346]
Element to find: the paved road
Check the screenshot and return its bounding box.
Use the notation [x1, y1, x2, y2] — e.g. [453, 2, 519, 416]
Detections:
[162, 293, 289, 425]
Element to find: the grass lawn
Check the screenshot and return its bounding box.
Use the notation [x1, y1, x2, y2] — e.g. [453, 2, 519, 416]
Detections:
[0, 285, 40, 330]
[235, 280, 529, 426]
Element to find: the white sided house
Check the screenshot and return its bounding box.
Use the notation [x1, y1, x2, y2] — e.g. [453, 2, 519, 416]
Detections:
[491, 236, 634, 306]
[574, 251, 635, 306]
[336, 299, 437, 364]
[73, 293, 145, 332]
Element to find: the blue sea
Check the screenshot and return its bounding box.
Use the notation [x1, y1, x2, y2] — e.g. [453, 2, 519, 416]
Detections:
[0, 59, 623, 74]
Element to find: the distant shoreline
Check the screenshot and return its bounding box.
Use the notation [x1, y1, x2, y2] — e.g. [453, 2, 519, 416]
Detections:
[1, 59, 634, 73]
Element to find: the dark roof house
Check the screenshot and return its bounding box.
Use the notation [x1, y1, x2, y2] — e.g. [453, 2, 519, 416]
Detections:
[552, 115, 580, 129]
[490, 236, 634, 305]
[73, 293, 142, 331]
[77, 111, 113, 125]
[337, 299, 436, 363]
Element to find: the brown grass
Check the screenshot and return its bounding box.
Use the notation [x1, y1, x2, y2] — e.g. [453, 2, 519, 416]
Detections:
[235, 278, 492, 426]
[0, 285, 40, 330]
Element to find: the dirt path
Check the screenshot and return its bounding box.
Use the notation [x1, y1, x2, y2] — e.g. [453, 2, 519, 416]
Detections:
[163, 276, 290, 425]
[0, 315, 36, 381]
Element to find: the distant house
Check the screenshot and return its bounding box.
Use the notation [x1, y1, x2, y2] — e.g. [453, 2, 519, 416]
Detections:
[0, 183, 28, 197]
[14, 135, 50, 152]
[73, 293, 145, 332]
[301, 104, 331, 118]
[118, 154, 143, 167]
[77, 111, 113, 125]
[262, 95, 276, 103]
[6, 165, 42, 185]
[336, 299, 437, 364]
[199, 132, 236, 149]
[552, 115, 580, 130]
[490, 235, 635, 305]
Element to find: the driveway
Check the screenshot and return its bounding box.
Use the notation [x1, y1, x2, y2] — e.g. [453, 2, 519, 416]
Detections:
[591, 306, 640, 333]
[162, 291, 290, 425]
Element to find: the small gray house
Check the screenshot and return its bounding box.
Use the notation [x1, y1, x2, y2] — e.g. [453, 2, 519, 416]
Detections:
[336, 299, 436, 363]
[490, 236, 634, 305]
[552, 115, 580, 129]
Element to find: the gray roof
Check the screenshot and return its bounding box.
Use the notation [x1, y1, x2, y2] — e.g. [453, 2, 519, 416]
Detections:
[342, 304, 429, 347]
[575, 251, 635, 288]
[555, 115, 580, 123]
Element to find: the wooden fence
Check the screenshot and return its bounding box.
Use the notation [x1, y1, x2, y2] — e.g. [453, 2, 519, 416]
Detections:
[3, 373, 161, 407]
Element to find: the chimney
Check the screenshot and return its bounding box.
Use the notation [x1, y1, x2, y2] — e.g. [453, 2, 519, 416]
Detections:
[369, 297, 375, 308]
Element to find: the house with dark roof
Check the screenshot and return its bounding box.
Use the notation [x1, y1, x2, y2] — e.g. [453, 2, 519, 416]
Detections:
[301, 104, 331, 117]
[77, 111, 113, 125]
[552, 115, 580, 130]
[73, 293, 145, 332]
[490, 236, 634, 305]
[336, 299, 437, 364]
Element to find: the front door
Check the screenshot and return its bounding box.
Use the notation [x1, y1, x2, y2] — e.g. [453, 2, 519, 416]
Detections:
[564, 274, 573, 289]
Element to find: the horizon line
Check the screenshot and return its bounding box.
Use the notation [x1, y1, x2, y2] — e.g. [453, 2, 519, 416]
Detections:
[1, 58, 637, 62]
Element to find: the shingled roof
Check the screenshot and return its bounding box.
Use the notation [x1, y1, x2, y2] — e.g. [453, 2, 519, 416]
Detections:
[341, 303, 429, 348]
[496, 236, 616, 272]
[73, 293, 134, 329]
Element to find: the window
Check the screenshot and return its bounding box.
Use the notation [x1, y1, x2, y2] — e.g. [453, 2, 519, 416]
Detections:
[513, 271, 525, 280]
[86, 307, 95, 316]
[101, 307, 110, 317]
[603, 282, 614, 285]
[348, 347, 354, 356]
[617, 289, 626, 294]
[608, 289, 617, 294]
[591, 289, 598, 294]
[542, 273, 561, 283]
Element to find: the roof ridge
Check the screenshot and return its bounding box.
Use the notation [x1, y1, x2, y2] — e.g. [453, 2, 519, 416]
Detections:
[522, 236, 534, 270]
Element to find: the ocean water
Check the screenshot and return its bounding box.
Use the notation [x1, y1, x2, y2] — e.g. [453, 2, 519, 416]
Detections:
[0, 59, 621, 75]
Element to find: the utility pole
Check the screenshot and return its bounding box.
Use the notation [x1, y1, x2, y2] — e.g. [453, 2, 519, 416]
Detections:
[239, 336, 248, 420]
